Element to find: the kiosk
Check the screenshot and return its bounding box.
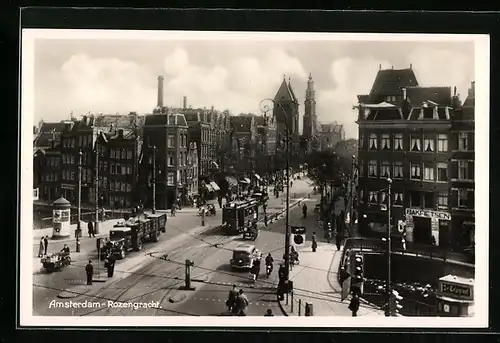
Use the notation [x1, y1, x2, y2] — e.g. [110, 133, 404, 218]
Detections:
[52, 197, 71, 239]
[436, 274, 474, 317]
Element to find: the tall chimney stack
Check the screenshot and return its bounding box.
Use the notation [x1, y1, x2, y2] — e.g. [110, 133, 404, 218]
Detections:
[157, 76, 164, 108]
[183, 96, 187, 109]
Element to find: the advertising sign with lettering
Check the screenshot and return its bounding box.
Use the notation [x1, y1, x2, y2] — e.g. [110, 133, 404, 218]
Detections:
[441, 282, 473, 300]
[405, 208, 451, 221]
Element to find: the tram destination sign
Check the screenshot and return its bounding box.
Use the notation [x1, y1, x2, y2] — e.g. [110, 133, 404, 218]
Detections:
[441, 282, 472, 299]
[405, 208, 451, 221]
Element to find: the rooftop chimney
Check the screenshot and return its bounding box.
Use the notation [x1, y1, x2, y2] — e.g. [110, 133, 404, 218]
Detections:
[157, 76, 164, 108]
[469, 81, 475, 98]
[183, 96, 187, 109]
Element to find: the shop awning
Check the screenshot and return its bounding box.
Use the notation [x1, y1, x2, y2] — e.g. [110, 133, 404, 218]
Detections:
[225, 176, 238, 187]
[210, 181, 220, 191]
[254, 173, 262, 181]
[204, 183, 214, 192]
[240, 178, 251, 184]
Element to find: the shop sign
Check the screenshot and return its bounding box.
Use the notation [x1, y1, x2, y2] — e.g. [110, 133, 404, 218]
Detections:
[405, 208, 451, 221]
[442, 282, 472, 299]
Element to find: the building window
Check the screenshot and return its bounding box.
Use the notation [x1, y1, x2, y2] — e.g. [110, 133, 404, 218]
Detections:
[168, 154, 175, 166]
[381, 133, 391, 150]
[168, 135, 175, 147]
[127, 165, 132, 175]
[423, 164, 435, 181]
[458, 160, 471, 180]
[381, 161, 391, 178]
[437, 192, 448, 207]
[359, 160, 364, 177]
[111, 149, 115, 159]
[394, 133, 403, 151]
[410, 136, 421, 152]
[393, 161, 403, 178]
[127, 149, 132, 159]
[379, 191, 387, 204]
[369, 133, 377, 150]
[121, 182, 126, 192]
[369, 191, 378, 204]
[71, 172, 75, 180]
[368, 160, 377, 177]
[437, 134, 448, 152]
[394, 193, 403, 206]
[424, 137, 435, 152]
[167, 172, 175, 186]
[410, 191, 421, 207]
[359, 133, 364, 149]
[437, 163, 448, 182]
[411, 163, 421, 180]
[110, 163, 115, 174]
[459, 132, 468, 151]
[423, 192, 434, 209]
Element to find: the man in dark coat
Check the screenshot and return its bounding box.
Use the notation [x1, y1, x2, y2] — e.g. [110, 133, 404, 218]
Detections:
[85, 260, 93, 285]
[43, 236, 49, 255]
[88, 221, 95, 238]
[349, 292, 360, 316]
[105, 254, 115, 277]
[227, 284, 239, 313]
[336, 232, 342, 251]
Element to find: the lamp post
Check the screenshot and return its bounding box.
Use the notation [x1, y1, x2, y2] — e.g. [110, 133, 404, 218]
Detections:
[349, 155, 356, 237]
[260, 98, 291, 279]
[152, 145, 157, 214]
[76, 150, 82, 251]
[94, 136, 99, 234]
[386, 177, 392, 316]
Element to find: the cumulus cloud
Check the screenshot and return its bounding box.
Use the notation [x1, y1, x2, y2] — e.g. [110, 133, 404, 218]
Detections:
[34, 41, 474, 141]
[58, 53, 156, 115]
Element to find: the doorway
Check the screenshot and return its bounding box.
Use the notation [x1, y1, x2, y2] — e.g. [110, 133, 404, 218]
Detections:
[413, 216, 432, 244]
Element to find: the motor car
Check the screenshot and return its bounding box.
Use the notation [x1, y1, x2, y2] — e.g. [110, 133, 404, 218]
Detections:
[230, 243, 260, 270]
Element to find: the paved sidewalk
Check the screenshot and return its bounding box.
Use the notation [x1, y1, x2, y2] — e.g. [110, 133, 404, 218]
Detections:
[279, 242, 384, 317]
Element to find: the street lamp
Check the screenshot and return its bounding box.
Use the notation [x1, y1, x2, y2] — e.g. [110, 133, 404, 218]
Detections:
[260, 98, 291, 279]
[76, 150, 82, 251]
[152, 145, 157, 214]
[386, 177, 392, 316]
[94, 135, 100, 234]
[349, 155, 357, 237]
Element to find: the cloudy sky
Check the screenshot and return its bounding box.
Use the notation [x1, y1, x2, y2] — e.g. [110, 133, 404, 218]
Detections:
[33, 33, 475, 138]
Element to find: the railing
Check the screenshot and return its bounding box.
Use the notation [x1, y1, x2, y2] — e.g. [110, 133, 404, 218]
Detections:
[343, 237, 456, 262]
[34, 209, 131, 230]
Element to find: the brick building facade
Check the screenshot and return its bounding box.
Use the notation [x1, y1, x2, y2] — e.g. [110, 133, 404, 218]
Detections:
[356, 66, 474, 249]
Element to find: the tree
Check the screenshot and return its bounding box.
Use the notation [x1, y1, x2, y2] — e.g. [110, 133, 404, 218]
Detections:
[334, 138, 359, 159]
[306, 148, 351, 188]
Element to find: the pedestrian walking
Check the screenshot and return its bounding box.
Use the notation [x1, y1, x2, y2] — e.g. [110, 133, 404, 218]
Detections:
[171, 204, 176, 217]
[336, 232, 342, 251]
[105, 254, 115, 278]
[235, 289, 249, 316]
[85, 260, 93, 285]
[87, 221, 94, 238]
[226, 284, 239, 313]
[38, 237, 44, 257]
[349, 292, 360, 317]
[311, 232, 317, 252]
[43, 236, 49, 255]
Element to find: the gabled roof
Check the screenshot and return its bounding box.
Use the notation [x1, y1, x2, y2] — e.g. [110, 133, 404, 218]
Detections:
[274, 79, 298, 104]
[369, 68, 418, 101]
[406, 87, 452, 107]
[365, 108, 403, 121]
[231, 116, 253, 133]
[94, 114, 138, 129]
[34, 122, 66, 148]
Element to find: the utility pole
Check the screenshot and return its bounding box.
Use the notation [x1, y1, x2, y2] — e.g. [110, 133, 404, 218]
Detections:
[76, 149, 82, 252]
[94, 136, 99, 234]
[152, 145, 156, 214]
[349, 155, 356, 237]
[284, 127, 291, 278]
[386, 177, 392, 316]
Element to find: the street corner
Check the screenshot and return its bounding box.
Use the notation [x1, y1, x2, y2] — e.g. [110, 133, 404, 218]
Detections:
[57, 284, 93, 299]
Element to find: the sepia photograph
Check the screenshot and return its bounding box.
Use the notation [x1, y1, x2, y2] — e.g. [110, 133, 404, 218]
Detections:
[20, 29, 489, 327]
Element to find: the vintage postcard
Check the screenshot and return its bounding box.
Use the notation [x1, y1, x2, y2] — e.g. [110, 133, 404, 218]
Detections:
[20, 29, 489, 327]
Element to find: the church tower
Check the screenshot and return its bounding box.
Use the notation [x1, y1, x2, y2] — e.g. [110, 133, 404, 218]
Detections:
[273, 75, 300, 143]
[303, 73, 317, 138]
